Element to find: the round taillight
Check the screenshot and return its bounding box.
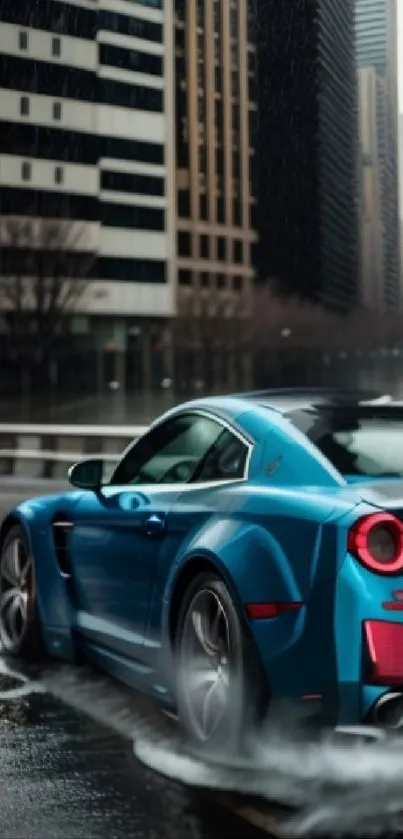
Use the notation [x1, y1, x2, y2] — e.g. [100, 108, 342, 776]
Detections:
[348, 513, 403, 575]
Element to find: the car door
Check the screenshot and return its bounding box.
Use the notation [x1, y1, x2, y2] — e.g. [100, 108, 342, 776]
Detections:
[68, 412, 225, 662]
[145, 423, 252, 659]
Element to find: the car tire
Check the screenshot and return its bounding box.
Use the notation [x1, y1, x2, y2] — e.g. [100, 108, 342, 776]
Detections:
[175, 570, 268, 756]
[0, 525, 44, 659]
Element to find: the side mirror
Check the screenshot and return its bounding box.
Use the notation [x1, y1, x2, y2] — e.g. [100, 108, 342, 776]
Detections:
[68, 458, 104, 491]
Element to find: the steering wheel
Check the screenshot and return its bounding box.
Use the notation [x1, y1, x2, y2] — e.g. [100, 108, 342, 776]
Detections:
[131, 469, 157, 484]
[159, 460, 195, 484]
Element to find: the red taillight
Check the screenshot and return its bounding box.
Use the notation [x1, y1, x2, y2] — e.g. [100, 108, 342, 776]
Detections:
[348, 513, 403, 574]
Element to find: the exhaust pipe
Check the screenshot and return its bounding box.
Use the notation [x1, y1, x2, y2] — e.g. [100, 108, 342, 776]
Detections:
[372, 692, 403, 729]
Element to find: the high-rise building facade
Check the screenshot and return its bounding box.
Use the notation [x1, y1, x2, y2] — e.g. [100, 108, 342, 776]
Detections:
[174, 0, 257, 318]
[0, 0, 176, 390]
[254, 0, 359, 313]
[356, 0, 400, 311]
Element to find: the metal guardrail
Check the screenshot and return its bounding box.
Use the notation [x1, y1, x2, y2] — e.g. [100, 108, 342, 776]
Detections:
[0, 424, 149, 480]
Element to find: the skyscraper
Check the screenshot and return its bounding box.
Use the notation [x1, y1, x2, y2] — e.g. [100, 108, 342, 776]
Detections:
[254, 0, 359, 313]
[356, 0, 400, 311]
[174, 0, 257, 316]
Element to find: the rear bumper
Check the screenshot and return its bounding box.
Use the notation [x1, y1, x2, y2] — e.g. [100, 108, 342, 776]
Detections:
[364, 620, 403, 685]
[335, 550, 403, 723]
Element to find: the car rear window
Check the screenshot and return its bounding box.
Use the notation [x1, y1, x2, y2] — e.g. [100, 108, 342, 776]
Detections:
[287, 406, 403, 478]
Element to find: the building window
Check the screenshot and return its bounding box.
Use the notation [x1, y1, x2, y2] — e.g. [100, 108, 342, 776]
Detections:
[200, 235, 209, 258]
[199, 193, 208, 220]
[213, 1, 221, 34]
[21, 161, 31, 181]
[176, 0, 186, 23]
[197, 96, 205, 123]
[234, 240, 243, 263]
[197, 62, 204, 87]
[52, 101, 62, 121]
[196, 0, 204, 28]
[198, 145, 207, 174]
[217, 237, 226, 260]
[250, 202, 257, 229]
[20, 96, 30, 116]
[19, 31, 28, 50]
[52, 36, 61, 57]
[102, 202, 164, 230]
[233, 199, 242, 226]
[177, 231, 191, 256]
[214, 66, 222, 93]
[200, 272, 209, 288]
[197, 33, 204, 60]
[230, 8, 238, 38]
[178, 269, 191, 285]
[98, 10, 163, 43]
[54, 166, 64, 185]
[216, 197, 224, 223]
[232, 104, 239, 131]
[215, 146, 224, 175]
[233, 276, 243, 291]
[99, 43, 163, 77]
[232, 151, 240, 178]
[175, 27, 185, 49]
[101, 169, 165, 197]
[217, 273, 225, 289]
[177, 189, 190, 217]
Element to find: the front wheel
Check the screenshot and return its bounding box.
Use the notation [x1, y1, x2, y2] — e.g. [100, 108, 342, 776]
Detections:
[0, 525, 44, 658]
[175, 571, 267, 755]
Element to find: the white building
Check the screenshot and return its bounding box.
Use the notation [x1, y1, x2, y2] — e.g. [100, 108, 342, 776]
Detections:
[0, 0, 176, 389]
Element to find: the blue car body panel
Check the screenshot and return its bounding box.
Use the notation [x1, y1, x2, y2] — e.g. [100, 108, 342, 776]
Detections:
[3, 393, 403, 724]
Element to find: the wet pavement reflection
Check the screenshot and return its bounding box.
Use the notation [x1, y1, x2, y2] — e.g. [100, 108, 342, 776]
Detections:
[0, 671, 262, 839]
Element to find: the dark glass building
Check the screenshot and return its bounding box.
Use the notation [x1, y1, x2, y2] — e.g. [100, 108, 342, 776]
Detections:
[254, 0, 360, 313]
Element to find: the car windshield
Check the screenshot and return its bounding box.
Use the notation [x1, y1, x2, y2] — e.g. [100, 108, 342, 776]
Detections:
[288, 406, 403, 478]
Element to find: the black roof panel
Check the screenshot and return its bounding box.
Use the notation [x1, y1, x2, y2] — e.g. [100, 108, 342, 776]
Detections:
[231, 387, 388, 414]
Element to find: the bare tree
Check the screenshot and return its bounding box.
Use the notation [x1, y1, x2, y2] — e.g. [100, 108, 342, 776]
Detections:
[174, 277, 403, 396]
[0, 215, 95, 398]
[173, 290, 253, 394]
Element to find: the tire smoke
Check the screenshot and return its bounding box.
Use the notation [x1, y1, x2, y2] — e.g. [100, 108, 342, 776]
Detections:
[2, 658, 403, 836]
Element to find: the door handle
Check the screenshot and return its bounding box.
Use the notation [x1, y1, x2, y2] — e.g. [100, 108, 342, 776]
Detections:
[143, 513, 165, 537]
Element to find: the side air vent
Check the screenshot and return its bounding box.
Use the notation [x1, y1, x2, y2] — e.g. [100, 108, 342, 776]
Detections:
[52, 519, 74, 577]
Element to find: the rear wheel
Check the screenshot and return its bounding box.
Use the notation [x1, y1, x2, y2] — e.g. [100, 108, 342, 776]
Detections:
[0, 525, 44, 658]
[175, 571, 267, 755]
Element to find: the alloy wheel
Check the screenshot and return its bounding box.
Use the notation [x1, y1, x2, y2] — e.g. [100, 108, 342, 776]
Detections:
[180, 588, 231, 743]
[0, 537, 32, 652]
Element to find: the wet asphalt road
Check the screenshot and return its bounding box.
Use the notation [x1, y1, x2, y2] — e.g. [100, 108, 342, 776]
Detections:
[0, 670, 261, 839]
[0, 480, 268, 839]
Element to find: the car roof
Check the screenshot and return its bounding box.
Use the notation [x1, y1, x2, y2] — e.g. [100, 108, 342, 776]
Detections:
[167, 388, 393, 428]
[224, 387, 393, 415]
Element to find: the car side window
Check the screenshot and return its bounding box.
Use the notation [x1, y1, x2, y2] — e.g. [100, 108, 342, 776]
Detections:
[110, 414, 224, 486]
[191, 429, 248, 483]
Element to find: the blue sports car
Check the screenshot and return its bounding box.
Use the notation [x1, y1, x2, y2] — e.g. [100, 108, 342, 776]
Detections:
[2, 388, 403, 748]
